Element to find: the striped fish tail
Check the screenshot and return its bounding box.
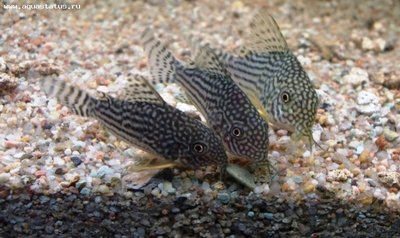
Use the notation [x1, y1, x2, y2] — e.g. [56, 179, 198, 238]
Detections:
[141, 28, 178, 86]
[41, 77, 95, 117]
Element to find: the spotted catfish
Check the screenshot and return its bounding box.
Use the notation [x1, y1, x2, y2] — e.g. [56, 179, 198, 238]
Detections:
[198, 11, 320, 149]
[141, 30, 270, 169]
[40, 75, 228, 171]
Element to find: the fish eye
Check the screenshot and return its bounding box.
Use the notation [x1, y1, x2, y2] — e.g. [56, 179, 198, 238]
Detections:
[193, 143, 206, 154]
[281, 91, 290, 103]
[231, 127, 242, 137]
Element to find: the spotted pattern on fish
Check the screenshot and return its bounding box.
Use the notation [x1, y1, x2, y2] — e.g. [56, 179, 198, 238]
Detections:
[40, 75, 228, 168]
[197, 11, 320, 146]
[141, 31, 270, 166]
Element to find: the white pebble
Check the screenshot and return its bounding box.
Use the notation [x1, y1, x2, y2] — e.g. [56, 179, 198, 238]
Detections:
[327, 169, 353, 182]
[53, 156, 65, 166]
[96, 86, 109, 93]
[303, 150, 311, 158]
[64, 148, 72, 155]
[151, 187, 161, 197]
[262, 184, 270, 194]
[361, 37, 375, 51]
[254, 185, 263, 194]
[0, 173, 11, 183]
[13, 152, 25, 159]
[343, 67, 369, 86]
[356, 91, 381, 115]
[373, 189, 386, 200]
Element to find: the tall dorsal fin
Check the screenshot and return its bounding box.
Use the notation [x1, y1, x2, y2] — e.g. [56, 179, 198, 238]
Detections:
[141, 28, 177, 86]
[239, 10, 289, 57]
[192, 45, 227, 75]
[122, 74, 165, 104]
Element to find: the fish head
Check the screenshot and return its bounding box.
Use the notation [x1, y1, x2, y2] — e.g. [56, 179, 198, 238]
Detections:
[177, 119, 228, 169]
[217, 90, 270, 165]
[267, 56, 320, 144]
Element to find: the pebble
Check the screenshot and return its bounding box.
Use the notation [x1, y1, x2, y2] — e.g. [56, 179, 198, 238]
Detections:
[91, 165, 114, 178]
[75, 180, 87, 190]
[13, 152, 25, 159]
[327, 169, 352, 182]
[282, 179, 296, 192]
[80, 187, 91, 195]
[247, 211, 255, 218]
[0, 57, 6, 72]
[53, 156, 65, 166]
[217, 192, 230, 204]
[377, 172, 400, 188]
[0, 173, 11, 183]
[158, 181, 176, 194]
[356, 91, 381, 115]
[97, 184, 110, 194]
[343, 67, 369, 86]
[151, 188, 161, 197]
[64, 148, 72, 155]
[70, 156, 83, 166]
[263, 213, 274, 220]
[201, 181, 211, 192]
[375, 135, 389, 150]
[95, 196, 102, 203]
[254, 186, 263, 194]
[373, 189, 386, 200]
[361, 37, 375, 51]
[292, 176, 304, 184]
[383, 127, 399, 142]
[303, 181, 316, 193]
[181, 178, 192, 191]
[96, 85, 109, 93]
[39, 195, 50, 204]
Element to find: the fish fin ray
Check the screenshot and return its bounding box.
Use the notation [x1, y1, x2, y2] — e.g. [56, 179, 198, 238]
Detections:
[41, 76, 95, 117]
[122, 74, 165, 104]
[141, 28, 177, 86]
[240, 10, 289, 56]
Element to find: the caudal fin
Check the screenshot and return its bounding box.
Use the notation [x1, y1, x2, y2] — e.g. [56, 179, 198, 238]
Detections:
[141, 28, 177, 86]
[41, 77, 95, 117]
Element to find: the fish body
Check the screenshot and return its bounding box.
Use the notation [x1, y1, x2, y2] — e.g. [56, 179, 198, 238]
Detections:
[199, 11, 320, 147]
[221, 51, 319, 137]
[142, 31, 270, 166]
[41, 75, 228, 169]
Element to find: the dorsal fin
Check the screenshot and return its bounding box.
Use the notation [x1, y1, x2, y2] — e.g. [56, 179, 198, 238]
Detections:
[141, 28, 177, 86]
[239, 10, 289, 56]
[188, 34, 228, 67]
[122, 74, 165, 104]
[192, 45, 227, 74]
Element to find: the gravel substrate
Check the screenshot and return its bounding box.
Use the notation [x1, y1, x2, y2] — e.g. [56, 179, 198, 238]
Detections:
[1, 185, 399, 237]
[1, 0, 400, 236]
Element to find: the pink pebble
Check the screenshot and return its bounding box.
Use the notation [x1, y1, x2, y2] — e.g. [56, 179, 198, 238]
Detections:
[276, 129, 288, 137]
[377, 165, 387, 172]
[4, 140, 22, 149]
[35, 170, 46, 177]
[352, 186, 360, 195]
